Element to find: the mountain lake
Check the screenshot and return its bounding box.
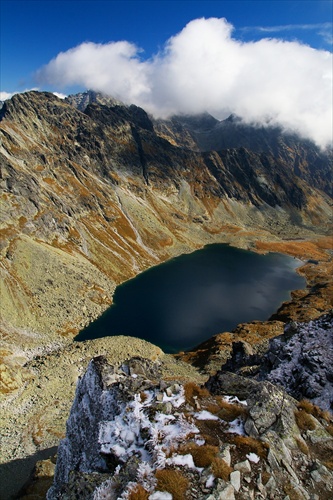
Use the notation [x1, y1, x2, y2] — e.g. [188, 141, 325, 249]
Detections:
[76, 243, 306, 353]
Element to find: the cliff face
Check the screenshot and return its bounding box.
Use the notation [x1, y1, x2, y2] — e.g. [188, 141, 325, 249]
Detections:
[154, 113, 332, 197]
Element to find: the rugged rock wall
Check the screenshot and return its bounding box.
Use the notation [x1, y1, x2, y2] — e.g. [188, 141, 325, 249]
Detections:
[47, 356, 333, 499]
[218, 312, 333, 412]
[261, 313, 333, 411]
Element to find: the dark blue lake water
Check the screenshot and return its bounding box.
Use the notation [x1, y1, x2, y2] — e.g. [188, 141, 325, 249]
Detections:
[76, 244, 305, 353]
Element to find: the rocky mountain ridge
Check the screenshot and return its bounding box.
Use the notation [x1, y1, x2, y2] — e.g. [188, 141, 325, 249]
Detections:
[1, 90, 332, 345]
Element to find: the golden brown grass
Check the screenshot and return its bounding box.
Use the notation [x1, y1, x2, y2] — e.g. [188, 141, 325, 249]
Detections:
[297, 399, 317, 414]
[283, 482, 304, 500]
[295, 437, 309, 455]
[205, 403, 221, 415]
[194, 420, 222, 447]
[155, 469, 189, 500]
[178, 443, 218, 467]
[211, 457, 233, 481]
[255, 240, 329, 262]
[294, 410, 316, 431]
[261, 471, 271, 485]
[229, 435, 269, 459]
[215, 397, 248, 422]
[127, 484, 149, 500]
[326, 424, 333, 437]
[297, 400, 332, 425]
[139, 391, 148, 403]
[184, 382, 210, 406]
[324, 460, 333, 470]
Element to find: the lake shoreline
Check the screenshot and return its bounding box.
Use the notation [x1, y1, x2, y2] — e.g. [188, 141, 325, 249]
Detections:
[76, 243, 306, 353]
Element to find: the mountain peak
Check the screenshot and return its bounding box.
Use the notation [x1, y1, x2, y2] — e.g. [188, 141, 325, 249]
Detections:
[65, 90, 124, 112]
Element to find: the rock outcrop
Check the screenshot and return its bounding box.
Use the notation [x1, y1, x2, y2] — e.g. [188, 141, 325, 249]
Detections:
[47, 356, 333, 499]
[0, 336, 204, 500]
[261, 312, 333, 412]
[218, 313, 333, 412]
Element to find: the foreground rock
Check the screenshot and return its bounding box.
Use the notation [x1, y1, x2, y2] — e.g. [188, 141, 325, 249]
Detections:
[47, 356, 333, 499]
[222, 312, 333, 412]
[261, 312, 333, 412]
[0, 336, 204, 500]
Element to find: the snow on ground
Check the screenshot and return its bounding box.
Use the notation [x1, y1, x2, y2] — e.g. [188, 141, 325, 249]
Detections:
[96, 384, 250, 497]
[247, 452, 260, 463]
[223, 395, 248, 405]
[193, 410, 219, 420]
[228, 417, 246, 435]
[99, 389, 199, 464]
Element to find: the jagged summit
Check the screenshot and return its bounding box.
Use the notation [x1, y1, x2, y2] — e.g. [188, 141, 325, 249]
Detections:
[65, 89, 124, 111]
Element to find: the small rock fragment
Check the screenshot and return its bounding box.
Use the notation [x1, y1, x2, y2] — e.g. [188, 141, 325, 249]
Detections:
[234, 459, 251, 474]
[230, 470, 241, 492]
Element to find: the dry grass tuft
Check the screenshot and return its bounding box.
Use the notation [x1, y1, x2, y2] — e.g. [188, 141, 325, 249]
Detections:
[297, 400, 332, 424]
[215, 398, 248, 422]
[324, 460, 333, 470]
[283, 482, 304, 500]
[230, 435, 269, 459]
[294, 410, 316, 431]
[178, 443, 218, 467]
[211, 457, 233, 481]
[295, 437, 309, 455]
[194, 420, 222, 446]
[262, 470, 271, 485]
[128, 484, 149, 500]
[155, 468, 189, 500]
[205, 403, 221, 415]
[326, 424, 333, 437]
[139, 392, 148, 403]
[184, 382, 210, 406]
[297, 399, 317, 414]
[200, 432, 220, 447]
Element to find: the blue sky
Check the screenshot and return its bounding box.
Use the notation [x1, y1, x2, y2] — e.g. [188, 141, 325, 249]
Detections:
[0, 1, 332, 146]
[1, 0, 332, 94]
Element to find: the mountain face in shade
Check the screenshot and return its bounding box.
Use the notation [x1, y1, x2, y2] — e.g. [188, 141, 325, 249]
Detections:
[154, 112, 332, 197]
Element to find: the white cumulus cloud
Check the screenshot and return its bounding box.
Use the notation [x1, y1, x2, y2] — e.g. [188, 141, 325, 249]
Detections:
[0, 91, 16, 101]
[52, 92, 67, 99]
[0, 88, 65, 101]
[37, 17, 332, 148]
